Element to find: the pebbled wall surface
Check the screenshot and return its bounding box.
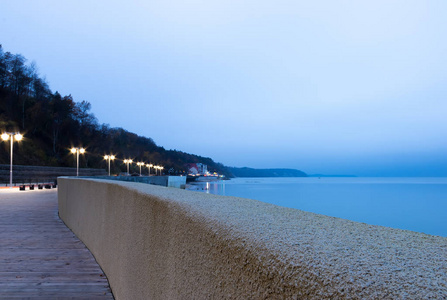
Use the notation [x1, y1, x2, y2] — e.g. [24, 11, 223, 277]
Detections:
[58, 178, 447, 299]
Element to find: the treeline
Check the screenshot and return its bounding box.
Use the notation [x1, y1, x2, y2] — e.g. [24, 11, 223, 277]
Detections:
[228, 167, 307, 177]
[0, 45, 232, 177]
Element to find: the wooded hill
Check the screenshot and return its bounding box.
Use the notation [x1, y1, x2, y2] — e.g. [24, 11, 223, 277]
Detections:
[0, 45, 231, 177]
[228, 167, 307, 177]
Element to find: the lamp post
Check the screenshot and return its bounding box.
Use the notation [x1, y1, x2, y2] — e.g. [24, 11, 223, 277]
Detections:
[136, 162, 144, 176]
[104, 155, 115, 176]
[123, 159, 133, 175]
[154, 165, 163, 176]
[70, 147, 85, 177]
[146, 163, 153, 176]
[1, 132, 23, 188]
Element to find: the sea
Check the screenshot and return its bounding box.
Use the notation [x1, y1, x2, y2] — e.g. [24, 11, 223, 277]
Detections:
[187, 177, 447, 237]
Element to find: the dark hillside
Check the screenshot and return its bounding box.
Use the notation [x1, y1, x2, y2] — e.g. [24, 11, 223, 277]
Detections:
[228, 167, 307, 177]
[0, 45, 231, 177]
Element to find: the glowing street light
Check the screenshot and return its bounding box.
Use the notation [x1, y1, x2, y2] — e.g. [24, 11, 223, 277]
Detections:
[123, 159, 133, 175]
[70, 147, 85, 177]
[104, 155, 115, 176]
[1, 132, 23, 188]
[136, 162, 144, 176]
[154, 165, 163, 176]
[146, 163, 153, 176]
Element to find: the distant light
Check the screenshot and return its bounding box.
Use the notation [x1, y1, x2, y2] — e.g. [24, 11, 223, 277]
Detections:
[71, 147, 85, 154]
[14, 133, 23, 141]
[104, 155, 109, 159]
[110, 155, 115, 160]
[1, 133, 9, 141]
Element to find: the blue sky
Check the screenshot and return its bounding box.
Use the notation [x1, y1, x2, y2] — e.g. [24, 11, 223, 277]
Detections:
[1, 1, 446, 176]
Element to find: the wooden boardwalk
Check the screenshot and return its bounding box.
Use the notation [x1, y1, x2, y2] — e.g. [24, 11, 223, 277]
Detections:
[0, 188, 114, 299]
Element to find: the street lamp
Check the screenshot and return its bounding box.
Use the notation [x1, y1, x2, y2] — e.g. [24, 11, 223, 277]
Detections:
[136, 162, 144, 176]
[70, 147, 85, 176]
[146, 163, 153, 176]
[1, 132, 23, 188]
[104, 155, 115, 176]
[123, 159, 133, 175]
[154, 165, 163, 176]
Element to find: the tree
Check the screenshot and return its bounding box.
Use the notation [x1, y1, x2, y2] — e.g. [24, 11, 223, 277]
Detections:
[73, 100, 98, 129]
[0, 45, 7, 90]
[50, 93, 75, 154]
[8, 53, 28, 97]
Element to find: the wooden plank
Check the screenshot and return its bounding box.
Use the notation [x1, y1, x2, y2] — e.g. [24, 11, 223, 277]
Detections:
[0, 189, 114, 299]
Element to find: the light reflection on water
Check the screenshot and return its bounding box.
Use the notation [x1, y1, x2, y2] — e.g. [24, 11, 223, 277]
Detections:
[188, 177, 447, 237]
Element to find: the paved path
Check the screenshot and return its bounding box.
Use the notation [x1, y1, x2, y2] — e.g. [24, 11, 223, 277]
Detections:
[0, 188, 114, 299]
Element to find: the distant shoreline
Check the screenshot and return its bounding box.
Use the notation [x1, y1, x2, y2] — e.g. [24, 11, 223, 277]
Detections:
[309, 174, 358, 177]
[228, 167, 307, 178]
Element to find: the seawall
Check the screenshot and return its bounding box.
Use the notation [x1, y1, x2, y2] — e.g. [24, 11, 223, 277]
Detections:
[92, 175, 186, 188]
[58, 178, 447, 299]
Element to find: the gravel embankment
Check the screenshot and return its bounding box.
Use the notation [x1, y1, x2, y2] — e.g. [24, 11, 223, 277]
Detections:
[89, 180, 447, 298]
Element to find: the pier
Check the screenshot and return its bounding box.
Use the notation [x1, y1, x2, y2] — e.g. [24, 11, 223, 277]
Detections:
[0, 188, 113, 299]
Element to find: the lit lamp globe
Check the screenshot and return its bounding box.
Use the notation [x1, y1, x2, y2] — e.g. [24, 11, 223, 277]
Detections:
[71, 147, 85, 154]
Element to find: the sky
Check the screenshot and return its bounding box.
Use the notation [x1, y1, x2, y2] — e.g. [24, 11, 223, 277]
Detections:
[1, 0, 447, 176]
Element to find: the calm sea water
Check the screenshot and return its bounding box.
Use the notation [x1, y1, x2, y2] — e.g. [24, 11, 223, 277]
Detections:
[188, 177, 447, 237]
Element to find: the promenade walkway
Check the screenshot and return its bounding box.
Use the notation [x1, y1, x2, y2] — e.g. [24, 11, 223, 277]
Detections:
[0, 188, 114, 299]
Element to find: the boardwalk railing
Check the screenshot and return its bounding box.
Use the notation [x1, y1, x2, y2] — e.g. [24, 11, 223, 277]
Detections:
[0, 164, 106, 186]
[58, 178, 447, 299]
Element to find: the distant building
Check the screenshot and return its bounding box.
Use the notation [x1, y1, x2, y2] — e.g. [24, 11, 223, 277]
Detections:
[186, 163, 208, 175]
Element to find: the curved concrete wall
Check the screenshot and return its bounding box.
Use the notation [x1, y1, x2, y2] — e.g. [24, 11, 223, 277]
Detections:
[58, 178, 447, 299]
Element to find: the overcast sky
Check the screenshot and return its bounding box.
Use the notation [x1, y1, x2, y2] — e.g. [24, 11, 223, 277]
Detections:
[1, 0, 446, 176]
